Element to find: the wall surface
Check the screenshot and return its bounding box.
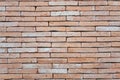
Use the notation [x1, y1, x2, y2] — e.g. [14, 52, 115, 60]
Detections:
[0, 0, 120, 80]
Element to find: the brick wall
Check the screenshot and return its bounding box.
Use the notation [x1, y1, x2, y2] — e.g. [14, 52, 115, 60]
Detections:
[0, 0, 120, 80]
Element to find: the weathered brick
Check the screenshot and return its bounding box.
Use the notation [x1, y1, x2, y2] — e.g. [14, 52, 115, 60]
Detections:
[23, 64, 52, 68]
[0, 68, 7, 73]
[54, 74, 82, 78]
[66, 27, 95, 31]
[18, 22, 48, 26]
[8, 69, 37, 73]
[51, 11, 80, 16]
[38, 69, 67, 73]
[96, 27, 120, 31]
[52, 43, 81, 47]
[21, 12, 50, 16]
[38, 48, 67, 52]
[81, 11, 109, 15]
[49, 1, 78, 5]
[68, 48, 98, 52]
[6, 17, 35, 21]
[8, 48, 37, 52]
[7, 27, 35, 31]
[20, 2, 48, 6]
[0, 22, 18, 26]
[0, 43, 21, 47]
[53, 64, 82, 68]
[6, 7, 35, 11]
[82, 43, 111, 47]
[82, 32, 110, 36]
[79, 1, 107, 5]
[36, 17, 66, 21]
[68, 69, 97, 73]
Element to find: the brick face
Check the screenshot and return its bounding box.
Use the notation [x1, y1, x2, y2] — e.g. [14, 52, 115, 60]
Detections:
[0, 0, 120, 80]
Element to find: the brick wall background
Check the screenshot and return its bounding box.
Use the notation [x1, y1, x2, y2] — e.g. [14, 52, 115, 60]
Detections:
[0, 0, 120, 80]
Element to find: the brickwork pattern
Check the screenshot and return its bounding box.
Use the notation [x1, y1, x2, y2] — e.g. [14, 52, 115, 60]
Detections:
[0, 0, 120, 80]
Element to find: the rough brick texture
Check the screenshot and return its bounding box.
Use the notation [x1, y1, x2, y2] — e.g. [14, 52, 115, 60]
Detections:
[0, 0, 120, 80]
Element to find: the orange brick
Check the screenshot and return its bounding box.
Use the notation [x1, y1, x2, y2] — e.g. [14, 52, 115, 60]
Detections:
[38, 58, 67, 63]
[0, 12, 20, 16]
[8, 58, 37, 63]
[23, 74, 52, 79]
[68, 58, 97, 63]
[68, 48, 98, 52]
[96, 6, 120, 10]
[82, 43, 111, 47]
[21, 53, 50, 58]
[97, 37, 120, 42]
[67, 37, 96, 42]
[6, 17, 35, 21]
[66, 27, 95, 31]
[49, 22, 79, 26]
[54, 74, 82, 78]
[0, 74, 22, 79]
[19, 2, 48, 6]
[8, 69, 37, 73]
[68, 69, 97, 73]
[36, 6, 65, 11]
[21, 12, 50, 16]
[0, 59, 7, 63]
[36, 27, 66, 32]
[22, 43, 51, 47]
[66, 6, 94, 11]
[111, 32, 120, 36]
[36, 17, 66, 21]
[37, 37, 66, 42]
[18, 22, 48, 26]
[7, 27, 35, 31]
[82, 32, 110, 36]
[6, 7, 35, 11]
[7, 38, 36, 42]
[52, 43, 81, 47]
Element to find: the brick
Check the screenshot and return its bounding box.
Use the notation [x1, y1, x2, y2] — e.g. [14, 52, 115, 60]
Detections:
[67, 37, 96, 42]
[52, 32, 81, 37]
[0, 22, 18, 26]
[49, 22, 79, 26]
[96, 16, 120, 21]
[54, 74, 82, 78]
[0, 2, 18, 6]
[0, 74, 22, 79]
[20, 2, 48, 6]
[38, 58, 67, 63]
[96, 27, 120, 31]
[83, 74, 112, 78]
[6, 17, 35, 21]
[98, 69, 120, 73]
[68, 58, 97, 63]
[66, 27, 95, 31]
[110, 11, 120, 15]
[21, 12, 50, 16]
[79, 1, 107, 5]
[0, 7, 5, 11]
[38, 48, 67, 52]
[22, 43, 51, 47]
[0, 53, 20, 58]
[36, 27, 66, 32]
[23, 74, 52, 79]
[67, 16, 95, 21]
[111, 53, 120, 57]
[0, 12, 20, 16]
[8, 48, 37, 52]
[49, 1, 78, 5]
[82, 43, 111, 47]
[36, 6, 65, 11]
[7, 38, 36, 42]
[6, 7, 35, 11]
[21, 53, 50, 58]
[108, 1, 120, 5]
[68, 69, 97, 73]
[38, 69, 67, 73]
[51, 53, 81, 58]
[80, 53, 110, 58]
[7, 27, 35, 31]
[79, 22, 109, 26]
[22, 32, 51, 37]
[0, 64, 22, 69]
[81, 11, 109, 15]
[0, 38, 6, 42]
[0, 68, 7, 73]
[0, 32, 21, 37]
[37, 37, 66, 42]
[68, 48, 98, 52]
[0, 48, 7, 53]
[9, 69, 37, 73]
[18, 22, 48, 26]
[36, 17, 65, 21]
[51, 11, 80, 16]
[23, 64, 52, 69]
[66, 6, 94, 11]
[0, 59, 7, 63]
[96, 6, 120, 10]
[82, 32, 110, 36]
[8, 58, 37, 63]
[97, 37, 120, 42]
[0, 43, 21, 47]
[111, 32, 120, 36]
[52, 43, 81, 47]
[112, 42, 120, 47]
[98, 48, 120, 52]
[53, 64, 82, 68]
[98, 58, 120, 62]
